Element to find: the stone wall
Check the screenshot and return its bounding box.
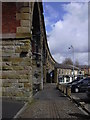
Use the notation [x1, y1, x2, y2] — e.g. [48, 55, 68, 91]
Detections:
[31, 2, 43, 91]
[0, 40, 2, 98]
[1, 2, 34, 101]
[2, 38, 32, 101]
[1, 2, 57, 101]
[32, 58, 41, 91]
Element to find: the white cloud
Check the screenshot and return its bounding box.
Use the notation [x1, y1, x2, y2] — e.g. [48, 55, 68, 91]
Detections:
[52, 53, 65, 63]
[47, 2, 88, 65]
[74, 52, 88, 65]
[43, 0, 89, 2]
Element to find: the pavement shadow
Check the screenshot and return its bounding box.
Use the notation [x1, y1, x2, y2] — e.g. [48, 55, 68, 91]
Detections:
[69, 113, 90, 119]
[75, 98, 90, 104]
[59, 95, 66, 97]
[80, 98, 90, 104]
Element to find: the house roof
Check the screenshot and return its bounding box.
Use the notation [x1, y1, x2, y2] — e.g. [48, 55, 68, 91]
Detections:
[55, 63, 80, 70]
[79, 65, 90, 69]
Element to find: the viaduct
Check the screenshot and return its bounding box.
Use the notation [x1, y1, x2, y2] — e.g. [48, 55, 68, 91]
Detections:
[1, 2, 58, 101]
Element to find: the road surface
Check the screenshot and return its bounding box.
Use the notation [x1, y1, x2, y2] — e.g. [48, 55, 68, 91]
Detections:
[2, 98, 24, 119]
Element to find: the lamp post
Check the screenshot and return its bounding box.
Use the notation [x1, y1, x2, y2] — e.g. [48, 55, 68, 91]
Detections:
[69, 45, 74, 80]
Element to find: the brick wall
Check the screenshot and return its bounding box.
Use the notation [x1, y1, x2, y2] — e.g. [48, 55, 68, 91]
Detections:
[2, 3, 20, 34]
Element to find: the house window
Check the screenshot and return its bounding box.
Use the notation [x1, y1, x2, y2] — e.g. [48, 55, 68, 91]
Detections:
[58, 77, 64, 83]
[66, 76, 70, 82]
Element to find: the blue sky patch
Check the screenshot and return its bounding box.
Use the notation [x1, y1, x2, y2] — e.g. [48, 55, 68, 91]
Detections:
[43, 2, 70, 33]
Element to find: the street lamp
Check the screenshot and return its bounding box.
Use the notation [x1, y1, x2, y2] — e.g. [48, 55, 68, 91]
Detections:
[69, 45, 74, 80]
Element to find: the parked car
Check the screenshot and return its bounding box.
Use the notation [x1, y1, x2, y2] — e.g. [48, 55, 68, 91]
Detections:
[86, 81, 90, 97]
[68, 79, 79, 85]
[86, 86, 90, 97]
[67, 76, 83, 85]
[70, 77, 90, 93]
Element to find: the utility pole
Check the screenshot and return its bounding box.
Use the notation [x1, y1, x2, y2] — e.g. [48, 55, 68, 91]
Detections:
[69, 45, 74, 80]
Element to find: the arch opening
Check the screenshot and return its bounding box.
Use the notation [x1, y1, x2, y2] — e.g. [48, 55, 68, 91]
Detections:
[46, 70, 55, 83]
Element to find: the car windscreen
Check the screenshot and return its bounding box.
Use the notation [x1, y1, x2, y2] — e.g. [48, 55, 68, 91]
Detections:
[72, 79, 86, 85]
[77, 78, 90, 84]
[77, 79, 84, 83]
[68, 79, 78, 84]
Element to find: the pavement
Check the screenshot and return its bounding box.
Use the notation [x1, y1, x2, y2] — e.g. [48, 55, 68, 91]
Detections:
[17, 83, 90, 119]
[70, 93, 90, 115]
[2, 98, 25, 119]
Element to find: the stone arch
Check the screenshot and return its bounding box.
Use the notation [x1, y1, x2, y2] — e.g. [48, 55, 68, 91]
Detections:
[31, 2, 42, 93]
[46, 69, 55, 83]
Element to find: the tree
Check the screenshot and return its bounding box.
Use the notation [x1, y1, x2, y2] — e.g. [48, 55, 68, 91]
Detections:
[62, 58, 73, 65]
[75, 60, 79, 67]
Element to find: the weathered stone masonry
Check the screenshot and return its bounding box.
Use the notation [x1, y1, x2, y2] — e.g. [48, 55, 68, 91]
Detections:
[2, 38, 32, 100]
[2, 2, 57, 101]
[2, 2, 33, 101]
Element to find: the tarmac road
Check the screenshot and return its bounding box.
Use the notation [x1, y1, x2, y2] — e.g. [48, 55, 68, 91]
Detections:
[2, 98, 24, 119]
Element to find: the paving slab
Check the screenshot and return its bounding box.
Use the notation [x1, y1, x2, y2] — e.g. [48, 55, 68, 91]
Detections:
[18, 83, 90, 119]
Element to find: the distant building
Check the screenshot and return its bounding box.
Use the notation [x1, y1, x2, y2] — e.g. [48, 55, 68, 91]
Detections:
[55, 64, 84, 84]
[79, 65, 90, 76]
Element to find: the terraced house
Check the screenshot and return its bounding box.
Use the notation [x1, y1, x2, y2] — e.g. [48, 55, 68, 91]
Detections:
[55, 64, 84, 84]
[1, 2, 57, 101]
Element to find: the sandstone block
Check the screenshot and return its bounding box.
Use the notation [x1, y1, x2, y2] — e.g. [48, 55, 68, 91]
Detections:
[2, 66, 13, 70]
[2, 79, 18, 83]
[2, 73, 20, 79]
[18, 79, 29, 83]
[2, 41, 14, 46]
[2, 50, 15, 55]
[21, 13, 30, 20]
[20, 45, 30, 52]
[21, 20, 30, 27]
[12, 83, 24, 88]
[15, 47, 21, 53]
[13, 66, 24, 70]
[23, 91, 30, 97]
[20, 7, 30, 13]
[10, 57, 22, 63]
[12, 53, 20, 57]
[16, 70, 29, 75]
[17, 27, 30, 33]
[20, 75, 28, 79]
[16, 91, 24, 97]
[2, 57, 10, 62]
[2, 53, 13, 57]
[2, 46, 15, 51]
[18, 39, 30, 43]
[3, 82, 12, 87]
[16, 33, 31, 38]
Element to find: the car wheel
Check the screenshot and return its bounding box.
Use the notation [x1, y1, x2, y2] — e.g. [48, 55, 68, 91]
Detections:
[75, 88, 79, 93]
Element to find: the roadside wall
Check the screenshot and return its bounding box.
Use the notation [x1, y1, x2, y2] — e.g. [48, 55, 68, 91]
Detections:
[2, 2, 33, 101]
[2, 38, 32, 101]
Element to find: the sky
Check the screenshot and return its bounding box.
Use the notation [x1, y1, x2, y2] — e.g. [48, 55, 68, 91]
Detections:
[43, 1, 88, 65]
